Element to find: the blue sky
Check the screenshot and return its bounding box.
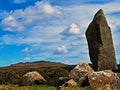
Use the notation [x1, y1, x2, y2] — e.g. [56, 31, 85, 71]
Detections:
[0, 0, 120, 66]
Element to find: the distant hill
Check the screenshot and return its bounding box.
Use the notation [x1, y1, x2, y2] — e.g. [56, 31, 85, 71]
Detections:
[2, 61, 68, 68]
[1, 61, 120, 71]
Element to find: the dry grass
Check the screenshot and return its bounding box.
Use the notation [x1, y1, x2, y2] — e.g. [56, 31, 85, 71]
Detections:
[0, 85, 9, 90]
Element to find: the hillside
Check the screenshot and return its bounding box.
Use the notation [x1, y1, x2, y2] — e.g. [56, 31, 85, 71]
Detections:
[0, 61, 75, 86]
[1, 61, 68, 68]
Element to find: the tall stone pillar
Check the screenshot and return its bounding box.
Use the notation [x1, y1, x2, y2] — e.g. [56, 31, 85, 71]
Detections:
[85, 9, 118, 71]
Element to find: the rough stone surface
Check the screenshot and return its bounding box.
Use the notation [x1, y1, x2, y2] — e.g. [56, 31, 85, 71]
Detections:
[20, 71, 46, 86]
[58, 77, 70, 86]
[56, 86, 64, 90]
[88, 70, 120, 90]
[85, 9, 117, 70]
[90, 84, 112, 90]
[88, 70, 115, 86]
[64, 79, 77, 86]
[69, 62, 94, 86]
[111, 74, 120, 90]
[116, 72, 120, 78]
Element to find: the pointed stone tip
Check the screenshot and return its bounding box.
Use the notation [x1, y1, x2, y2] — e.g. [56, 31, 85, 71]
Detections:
[95, 9, 104, 17]
[97, 9, 104, 14]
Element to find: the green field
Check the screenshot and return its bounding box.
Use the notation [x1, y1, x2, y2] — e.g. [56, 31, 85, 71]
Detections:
[0, 85, 56, 90]
[0, 85, 90, 90]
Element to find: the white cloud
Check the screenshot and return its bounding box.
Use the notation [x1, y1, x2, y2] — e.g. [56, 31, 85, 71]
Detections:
[42, 3, 61, 14]
[24, 57, 31, 60]
[63, 1, 120, 31]
[1, 25, 64, 45]
[2, 15, 17, 27]
[1, 1, 62, 32]
[43, 4, 54, 14]
[61, 23, 80, 36]
[1, 0, 120, 65]
[22, 47, 31, 53]
[53, 46, 67, 55]
[1, 15, 23, 31]
[14, 0, 26, 3]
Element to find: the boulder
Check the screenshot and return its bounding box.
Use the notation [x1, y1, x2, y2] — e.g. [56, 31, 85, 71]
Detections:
[88, 70, 120, 90]
[59, 77, 69, 81]
[88, 70, 115, 86]
[20, 71, 46, 86]
[64, 79, 77, 86]
[116, 72, 120, 78]
[89, 84, 112, 90]
[85, 9, 117, 70]
[111, 75, 120, 90]
[58, 77, 70, 86]
[69, 62, 94, 86]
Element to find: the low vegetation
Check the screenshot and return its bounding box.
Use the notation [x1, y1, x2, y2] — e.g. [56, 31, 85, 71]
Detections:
[0, 85, 91, 90]
[0, 85, 56, 90]
[0, 62, 119, 90]
[0, 66, 70, 86]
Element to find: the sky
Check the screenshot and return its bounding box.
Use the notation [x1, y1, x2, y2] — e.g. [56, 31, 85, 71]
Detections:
[0, 0, 120, 66]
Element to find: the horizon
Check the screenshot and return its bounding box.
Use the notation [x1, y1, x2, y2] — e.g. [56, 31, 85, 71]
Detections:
[0, 0, 120, 66]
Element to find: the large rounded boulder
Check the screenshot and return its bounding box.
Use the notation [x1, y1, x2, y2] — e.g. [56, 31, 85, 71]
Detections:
[20, 71, 46, 86]
[88, 70, 120, 90]
[69, 62, 94, 86]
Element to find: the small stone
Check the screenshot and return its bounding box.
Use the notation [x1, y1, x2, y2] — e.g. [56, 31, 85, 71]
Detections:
[58, 77, 70, 86]
[64, 79, 77, 86]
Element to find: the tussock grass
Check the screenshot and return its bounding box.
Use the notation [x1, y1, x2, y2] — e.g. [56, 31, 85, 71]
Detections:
[0, 85, 56, 90]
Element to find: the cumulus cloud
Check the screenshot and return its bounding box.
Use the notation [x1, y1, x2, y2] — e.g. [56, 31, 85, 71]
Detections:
[53, 46, 67, 55]
[24, 57, 31, 60]
[14, 0, 26, 4]
[1, 1, 62, 32]
[63, 1, 120, 31]
[61, 23, 80, 36]
[43, 3, 61, 14]
[1, 0, 120, 65]
[1, 15, 23, 31]
[1, 25, 64, 45]
[22, 47, 31, 53]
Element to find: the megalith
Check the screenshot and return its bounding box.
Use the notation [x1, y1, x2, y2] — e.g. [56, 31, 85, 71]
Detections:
[85, 9, 118, 71]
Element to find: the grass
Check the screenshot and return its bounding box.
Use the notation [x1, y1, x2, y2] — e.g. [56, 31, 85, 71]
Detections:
[0, 85, 91, 90]
[0, 85, 56, 90]
[57, 86, 90, 90]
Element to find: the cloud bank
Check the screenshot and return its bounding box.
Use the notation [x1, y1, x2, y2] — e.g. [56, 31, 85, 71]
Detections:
[1, 1, 62, 32]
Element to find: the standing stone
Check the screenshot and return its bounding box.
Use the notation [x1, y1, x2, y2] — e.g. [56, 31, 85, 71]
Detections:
[85, 9, 117, 71]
